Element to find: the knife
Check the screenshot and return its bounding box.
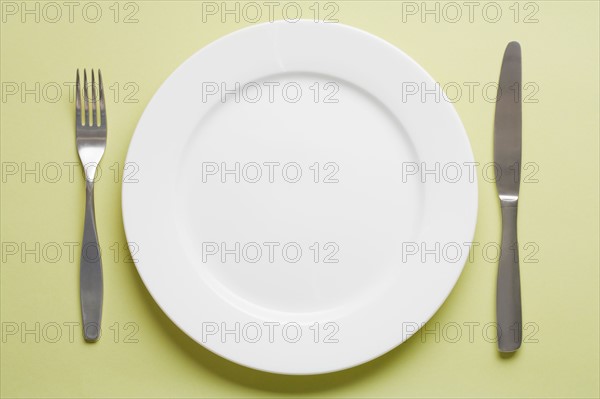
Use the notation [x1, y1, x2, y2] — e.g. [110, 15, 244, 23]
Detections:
[494, 41, 522, 352]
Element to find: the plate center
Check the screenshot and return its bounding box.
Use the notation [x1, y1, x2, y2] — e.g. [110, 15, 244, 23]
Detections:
[175, 72, 423, 315]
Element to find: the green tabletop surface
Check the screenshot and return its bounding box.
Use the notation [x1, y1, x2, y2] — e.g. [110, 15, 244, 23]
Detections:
[1, 1, 599, 398]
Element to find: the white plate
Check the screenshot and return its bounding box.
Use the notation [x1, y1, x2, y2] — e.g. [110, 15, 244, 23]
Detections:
[123, 21, 477, 375]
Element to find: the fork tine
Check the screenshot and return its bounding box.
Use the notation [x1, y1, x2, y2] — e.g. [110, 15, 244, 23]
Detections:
[76, 69, 81, 126]
[98, 70, 106, 126]
[91, 69, 97, 126]
[83, 69, 89, 126]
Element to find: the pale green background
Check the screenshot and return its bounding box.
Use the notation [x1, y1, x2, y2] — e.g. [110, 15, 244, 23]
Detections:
[1, 1, 598, 398]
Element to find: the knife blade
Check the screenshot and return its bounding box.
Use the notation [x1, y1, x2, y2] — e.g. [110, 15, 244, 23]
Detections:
[494, 41, 522, 352]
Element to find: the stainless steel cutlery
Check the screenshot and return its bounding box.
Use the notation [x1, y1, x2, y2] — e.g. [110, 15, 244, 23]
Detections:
[69, 45, 523, 352]
[494, 42, 522, 352]
[75, 69, 106, 342]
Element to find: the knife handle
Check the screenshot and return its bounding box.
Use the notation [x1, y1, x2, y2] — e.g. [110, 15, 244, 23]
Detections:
[80, 179, 103, 342]
[496, 202, 522, 352]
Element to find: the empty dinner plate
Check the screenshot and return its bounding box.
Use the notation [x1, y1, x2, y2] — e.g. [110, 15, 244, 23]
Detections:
[123, 21, 477, 374]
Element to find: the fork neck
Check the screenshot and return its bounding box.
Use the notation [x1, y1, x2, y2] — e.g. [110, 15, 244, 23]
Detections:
[85, 178, 95, 198]
[84, 179, 96, 218]
[84, 163, 99, 183]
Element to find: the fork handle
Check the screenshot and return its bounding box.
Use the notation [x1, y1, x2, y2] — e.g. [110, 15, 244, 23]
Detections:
[496, 203, 522, 352]
[80, 179, 103, 342]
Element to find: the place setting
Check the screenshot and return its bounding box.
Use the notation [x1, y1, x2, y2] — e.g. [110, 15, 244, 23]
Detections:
[75, 21, 522, 374]
[4, 2, 600, 397]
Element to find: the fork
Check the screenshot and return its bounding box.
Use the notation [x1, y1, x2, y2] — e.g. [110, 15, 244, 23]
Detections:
[76, 69, 106, 342]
